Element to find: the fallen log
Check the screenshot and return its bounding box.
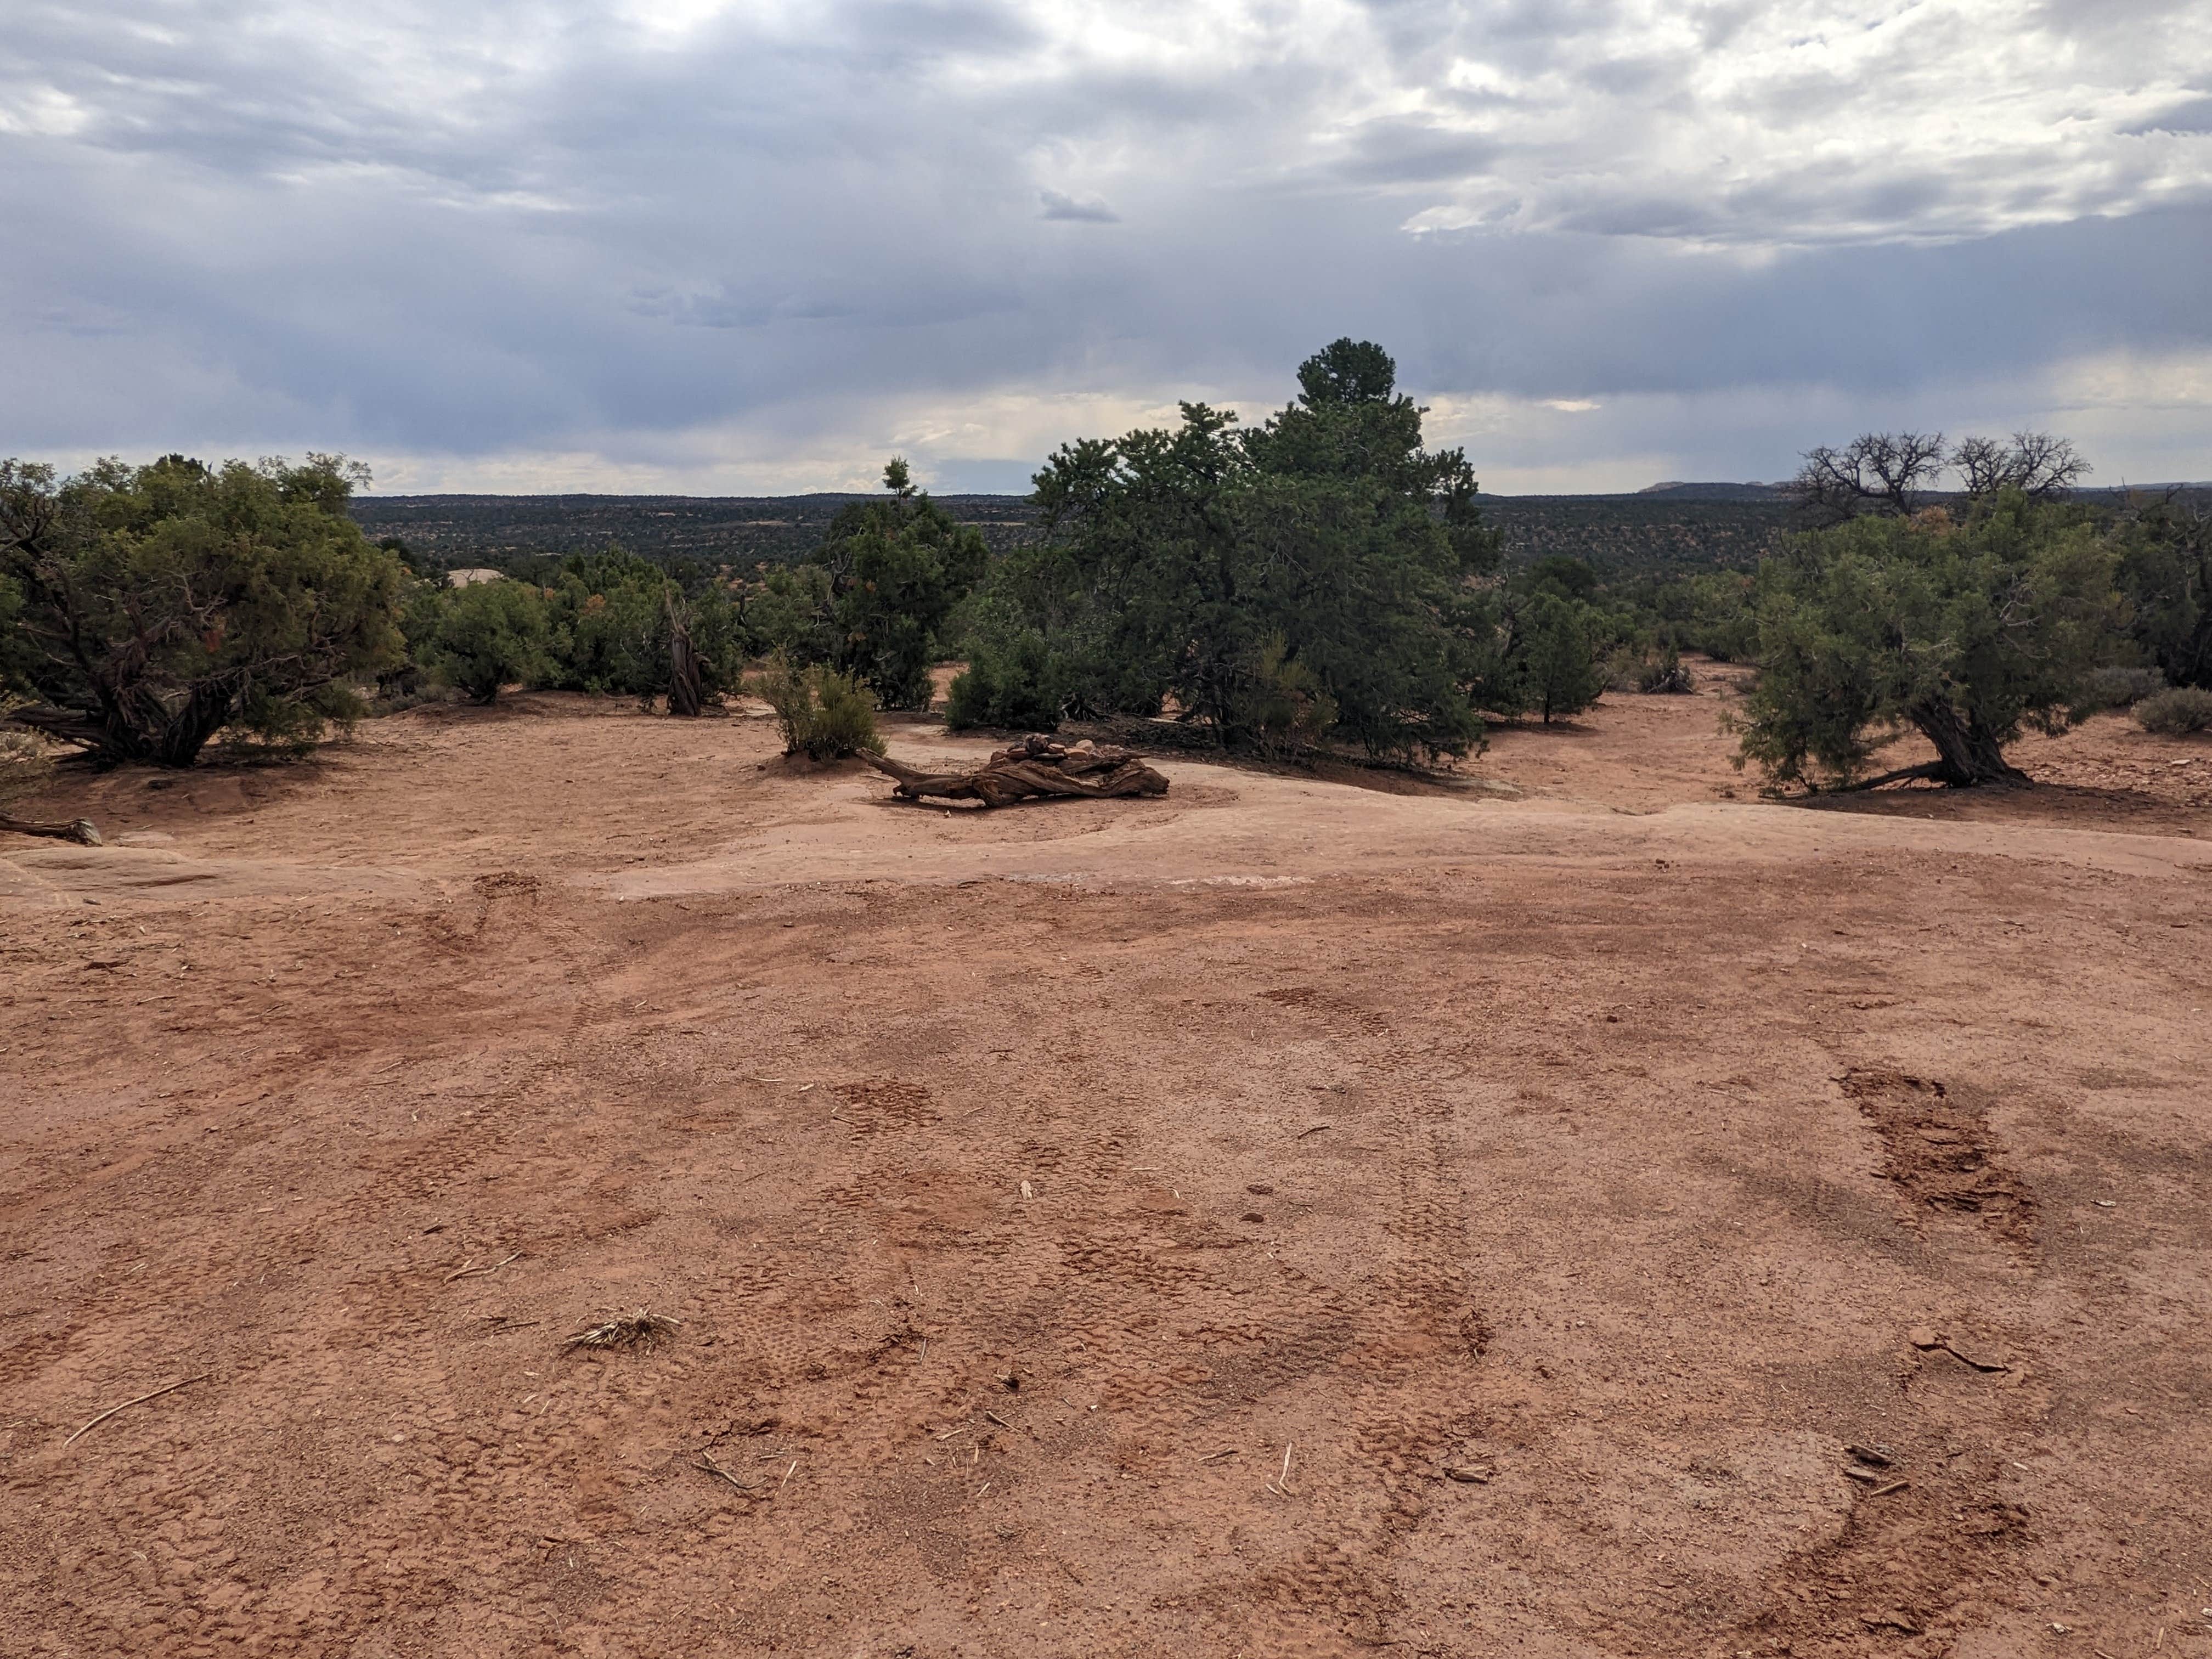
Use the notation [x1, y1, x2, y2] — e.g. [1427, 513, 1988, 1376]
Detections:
[865, 735, 1169, 808]
[0, 814, 102, 846]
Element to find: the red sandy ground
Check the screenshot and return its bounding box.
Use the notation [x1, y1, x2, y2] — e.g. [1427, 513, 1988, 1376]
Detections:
[2, 669, 2208, 1658]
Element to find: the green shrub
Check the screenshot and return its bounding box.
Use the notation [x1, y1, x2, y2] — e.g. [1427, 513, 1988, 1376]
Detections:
[947, 628, 1069, 732]
[422, 578, 555, 703]
[1, 453, 408, 766]
[2079, 664, 2166, 713]
[2136, 685, 2212, 735]
[753, 652, 884, 758]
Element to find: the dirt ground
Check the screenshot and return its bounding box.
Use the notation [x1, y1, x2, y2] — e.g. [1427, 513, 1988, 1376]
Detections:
[3, 668, 2208, 1658]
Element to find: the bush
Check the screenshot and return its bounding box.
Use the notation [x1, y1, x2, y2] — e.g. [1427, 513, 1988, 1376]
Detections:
[0, 453, 408, 766]
[1640, 652, 1695, 694]
[2136, 685, 2212, 735]
[2078, 664, 2166, 713]
[753, 652, 884, 758]
[1600, 644, 1693, 695]
[947, 628, 1069, 731]
[421, 578, 554, 703]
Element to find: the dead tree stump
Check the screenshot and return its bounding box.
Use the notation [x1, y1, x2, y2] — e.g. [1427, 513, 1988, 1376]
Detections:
[865, 735, 1168, 807]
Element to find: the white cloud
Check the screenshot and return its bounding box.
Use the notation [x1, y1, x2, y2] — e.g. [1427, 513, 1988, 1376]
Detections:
[1, 0, 2208, 486]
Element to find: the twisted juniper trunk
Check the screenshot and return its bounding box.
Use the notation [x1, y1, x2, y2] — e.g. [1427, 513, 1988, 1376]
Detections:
[1909, 697, 2028, 787]
[15, 673, 242, 767]
[665, 601, 703, 718]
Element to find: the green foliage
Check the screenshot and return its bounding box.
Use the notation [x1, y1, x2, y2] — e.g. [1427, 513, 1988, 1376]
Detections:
[1734, 493, 2126, 788]
[420, 578, 554, 703]
[530, 545, 744, 705]
[752, 652, 884, 759]
[2111, 496, 2211, 690]
[2136, 685, 2212, 735]
[741, 562, 837, 663]
[1229, 632, 1338, 752]
[1525, 555, 1599, 602]
[971, 339, 1500, 761]
[0, 452, 407, 766]
[803, 464, 989, 709]
[946, 607, 1072, 732]
[1515, 592, 1604, 722]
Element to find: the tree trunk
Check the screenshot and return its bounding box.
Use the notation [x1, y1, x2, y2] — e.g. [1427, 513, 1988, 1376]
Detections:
[666, 595, 703, 718]
[1907, 697, 2029, 787]
[865, 736, 1169, 807]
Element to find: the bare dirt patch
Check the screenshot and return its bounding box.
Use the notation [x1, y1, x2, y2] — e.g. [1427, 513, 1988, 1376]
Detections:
[1841, 1069, 2040, 1250]
[3, 680, 2209, 1657]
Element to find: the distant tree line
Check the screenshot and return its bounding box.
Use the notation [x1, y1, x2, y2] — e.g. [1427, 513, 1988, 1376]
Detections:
[4, 362, 2209, 780]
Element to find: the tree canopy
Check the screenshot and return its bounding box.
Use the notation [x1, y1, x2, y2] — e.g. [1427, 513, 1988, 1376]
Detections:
[1735, 490, 2126, 788]
[0, 453, 407, 766]
[952, 338, 1505, 758]
[800, 460, 988, 709]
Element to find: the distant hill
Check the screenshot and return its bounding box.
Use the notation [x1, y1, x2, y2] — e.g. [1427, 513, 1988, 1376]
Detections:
[1635, 482, 1787, 501]
[353, 488, 1809, 579]
[350, 492, 1043, 569]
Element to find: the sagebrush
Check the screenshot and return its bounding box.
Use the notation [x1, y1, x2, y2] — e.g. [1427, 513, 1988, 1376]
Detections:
[752, 653, 884, 758]
[2136, 686, 2212, 735]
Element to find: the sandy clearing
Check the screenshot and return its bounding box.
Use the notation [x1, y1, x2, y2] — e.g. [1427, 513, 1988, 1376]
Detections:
[1, 674, 2208, 1658]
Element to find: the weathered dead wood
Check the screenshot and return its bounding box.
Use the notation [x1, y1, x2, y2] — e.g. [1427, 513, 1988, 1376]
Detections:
[665, 591, 704, 718]
[0, 814, 101, 845]
[866, 735, 1169, 808]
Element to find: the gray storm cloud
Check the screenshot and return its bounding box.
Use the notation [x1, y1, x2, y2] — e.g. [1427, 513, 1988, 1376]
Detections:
[2, 0, 2209, 492]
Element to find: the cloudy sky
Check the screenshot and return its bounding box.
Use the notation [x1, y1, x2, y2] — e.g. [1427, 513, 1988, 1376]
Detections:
[5, 0, 2210, 495]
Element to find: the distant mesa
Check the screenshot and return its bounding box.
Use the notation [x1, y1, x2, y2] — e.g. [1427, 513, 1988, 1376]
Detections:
[1637, 481, 1786, 501]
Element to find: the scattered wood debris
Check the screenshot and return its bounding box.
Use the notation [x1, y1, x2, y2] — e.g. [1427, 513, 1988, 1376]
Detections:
[445, 1251, 522, 1284]
[865, 737, 1168, 808]
[563, 1309, 681, 1350]
[0, 813, 101, 845]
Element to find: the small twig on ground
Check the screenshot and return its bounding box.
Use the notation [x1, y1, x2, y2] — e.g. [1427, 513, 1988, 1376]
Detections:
[1941, 1340, 2010, 1374]
[1056, 1555, 1085, 1585]
[1267, 1442, 1295, 1495]
[696, 1452, 756, 1492]
[63, 1374, 211, 1449]
[1199, 1449, 1239, 1464]
[1296, 1124, 1332, 1139]
[1870, 1479, 1911, 1497]
[780, 1458, 798, 1491]
[984, 1410, 1011, 1429]
[444, 1251, 522, 1284]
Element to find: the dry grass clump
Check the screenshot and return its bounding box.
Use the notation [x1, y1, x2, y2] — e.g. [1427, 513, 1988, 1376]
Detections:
[0, 718, 57, 808]
[563, 1309, 682, 1350]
